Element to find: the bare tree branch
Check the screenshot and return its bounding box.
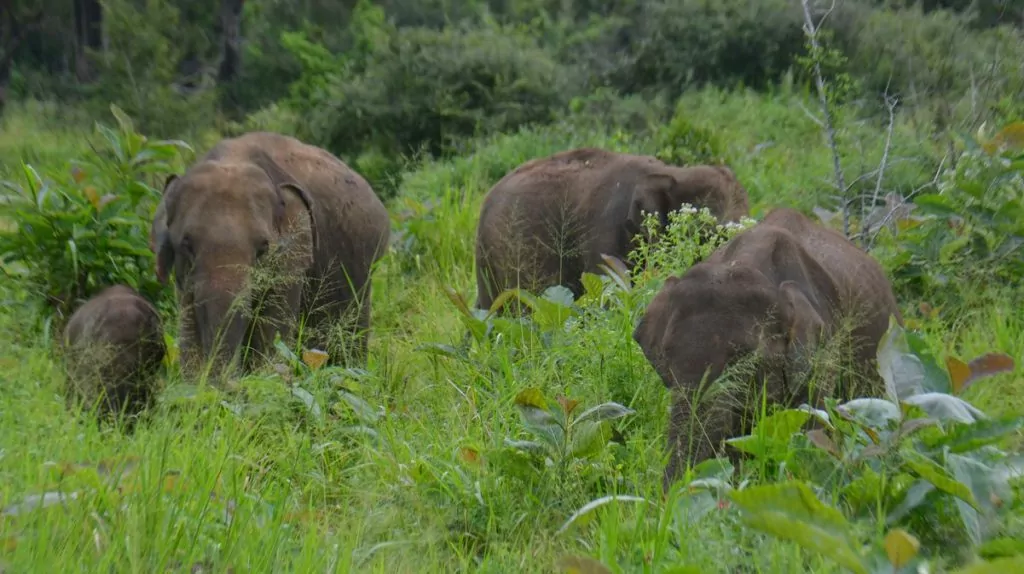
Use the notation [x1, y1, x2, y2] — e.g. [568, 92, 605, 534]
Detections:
[800, 0, 849, 236]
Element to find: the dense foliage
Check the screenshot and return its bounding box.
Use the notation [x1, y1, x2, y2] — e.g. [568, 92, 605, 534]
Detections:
[1, 0, 1024, 572]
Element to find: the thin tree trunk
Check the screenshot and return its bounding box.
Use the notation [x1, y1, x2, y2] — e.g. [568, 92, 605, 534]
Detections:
[217, 0, 245, 84]
[74, 0, 102, 83]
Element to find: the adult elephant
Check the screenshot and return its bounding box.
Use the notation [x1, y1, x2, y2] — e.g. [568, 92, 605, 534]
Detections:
[151, 132, 390, 377]
[474, 148, 749, 311]
[633, 207, 902, 490]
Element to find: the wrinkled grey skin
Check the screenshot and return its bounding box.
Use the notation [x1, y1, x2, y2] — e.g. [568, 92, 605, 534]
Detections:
[63, 284, 166, 420]
[151, 132, 390, 378]
[474, 147, 750, 311]
[633, 207, 903, 490]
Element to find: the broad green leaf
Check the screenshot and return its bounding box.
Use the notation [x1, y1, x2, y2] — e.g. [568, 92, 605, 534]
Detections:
[336, 389, 379, 424]
[905, 330, 952, 393]
[876, 318, 929, 401]
[884, 528, 920, 569]
[902, 451, 979, 511]
[569, 420, 612, 459]
[503, 439, 546, 454]
[728, 482, 867, 574]
[579, 272, 605, 303]
[726, 409, 810, 459]
[901, 393, 985, 424]
[886, 480, 935, 525]
[573, 402, 635, 425]
[930, 416, 1024, 453]
[542, 285, 576, 308]
[555, 495, 648, 535]
[837, 398, 901, 430]
[290, 386, 323, 422]
[947, 453, 1013, 544]
[690, 457, 735, 482]
[912, 194, 959, 216]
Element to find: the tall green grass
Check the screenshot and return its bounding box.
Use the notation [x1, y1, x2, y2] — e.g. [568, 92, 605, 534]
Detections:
[1, 88, 1021, 572]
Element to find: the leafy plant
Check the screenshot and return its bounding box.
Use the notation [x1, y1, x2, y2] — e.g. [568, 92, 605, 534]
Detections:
[0, 105, 190, 323]
[724, 318, 1021, 560]
[881, 121, 1024, 303]
[506, 387, 634, 472]
[628, 205, 755, 292]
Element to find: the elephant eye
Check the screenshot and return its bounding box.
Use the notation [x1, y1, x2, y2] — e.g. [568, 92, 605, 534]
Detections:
[255, 239, 270, 261]
[180, 235, 195, 258]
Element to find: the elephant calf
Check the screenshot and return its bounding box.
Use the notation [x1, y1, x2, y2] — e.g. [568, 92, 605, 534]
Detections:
[62, 285, 167, 420]
[474, 148, 750, 311]
[633, 207, 903, 489]
[151, 132, 390, 377]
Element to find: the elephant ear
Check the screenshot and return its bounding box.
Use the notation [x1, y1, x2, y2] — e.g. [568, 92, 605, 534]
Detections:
[778, 280, 826, 384]
[250, 150, 320, 256]
[275, 183, 317, 268]
[153, 174, 179, 284]
[626, 173, 674, 236]
[633, 276, 684, 388]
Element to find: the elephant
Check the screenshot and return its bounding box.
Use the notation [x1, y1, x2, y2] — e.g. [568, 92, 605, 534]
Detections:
[62, 284, 167, 420]
[632, 207, 903, 490]
[151, 131, 391, 378]
[473, 147, 749, 311]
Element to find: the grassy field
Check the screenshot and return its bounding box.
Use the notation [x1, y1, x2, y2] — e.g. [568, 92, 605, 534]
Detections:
[1, 87, 1022, 573]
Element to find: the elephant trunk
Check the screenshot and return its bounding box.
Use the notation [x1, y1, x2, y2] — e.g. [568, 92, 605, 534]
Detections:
[194, 266, 252, 375]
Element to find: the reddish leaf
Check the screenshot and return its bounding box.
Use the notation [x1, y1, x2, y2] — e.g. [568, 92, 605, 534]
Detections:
[807, 429, 839, 458]
[458, 447, 482, 466]
[557, 395, 580, 416]
[301, 349, 328, 370]
[946, 357, 971, 393]
[959, 353, 1016, 394]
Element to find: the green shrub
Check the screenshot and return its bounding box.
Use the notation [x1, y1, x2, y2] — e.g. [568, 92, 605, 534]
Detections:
[0, 106, 188, 325]
[876, 122, 1024, 307]
[84, 0, 217, 138]
[653, 104, 731, 167]
[833, 3, 1024, 126]
[609, 0, 807, 98]
[298, 20, 571, 162]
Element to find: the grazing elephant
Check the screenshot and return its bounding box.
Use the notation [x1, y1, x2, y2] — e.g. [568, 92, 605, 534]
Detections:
[632, 207, 902, 489]
[474, 148, 749, 311]
[151, 131, 390, 377]
[62, 285, 167, 420]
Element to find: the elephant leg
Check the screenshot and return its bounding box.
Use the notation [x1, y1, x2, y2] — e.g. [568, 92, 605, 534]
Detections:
[663, 386, 738, 492]
[246, 282, 303, 370]
[177, 291, 203, 380]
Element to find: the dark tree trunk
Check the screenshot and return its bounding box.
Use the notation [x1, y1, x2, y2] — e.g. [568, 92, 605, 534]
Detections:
[73, 0, 102, 82]
[0, 3, 43, 113]
[217, 0, 244, 84]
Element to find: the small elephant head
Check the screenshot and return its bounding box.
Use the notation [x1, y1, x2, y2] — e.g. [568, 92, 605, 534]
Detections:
[62, 284, 166, 422]
[154, 151, 318, 375]
[633, 260, 833, 484]
[624, 165, 749, 241]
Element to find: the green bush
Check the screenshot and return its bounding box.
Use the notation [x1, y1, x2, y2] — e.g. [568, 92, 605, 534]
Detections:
[84, 0, 218, 138]
[608, 0, 807, 98]
[297, 19, 570, 163]
[0, 106, 188, 325]
[876, 122, 1024, 308]
[833, 3, 1024, 124]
